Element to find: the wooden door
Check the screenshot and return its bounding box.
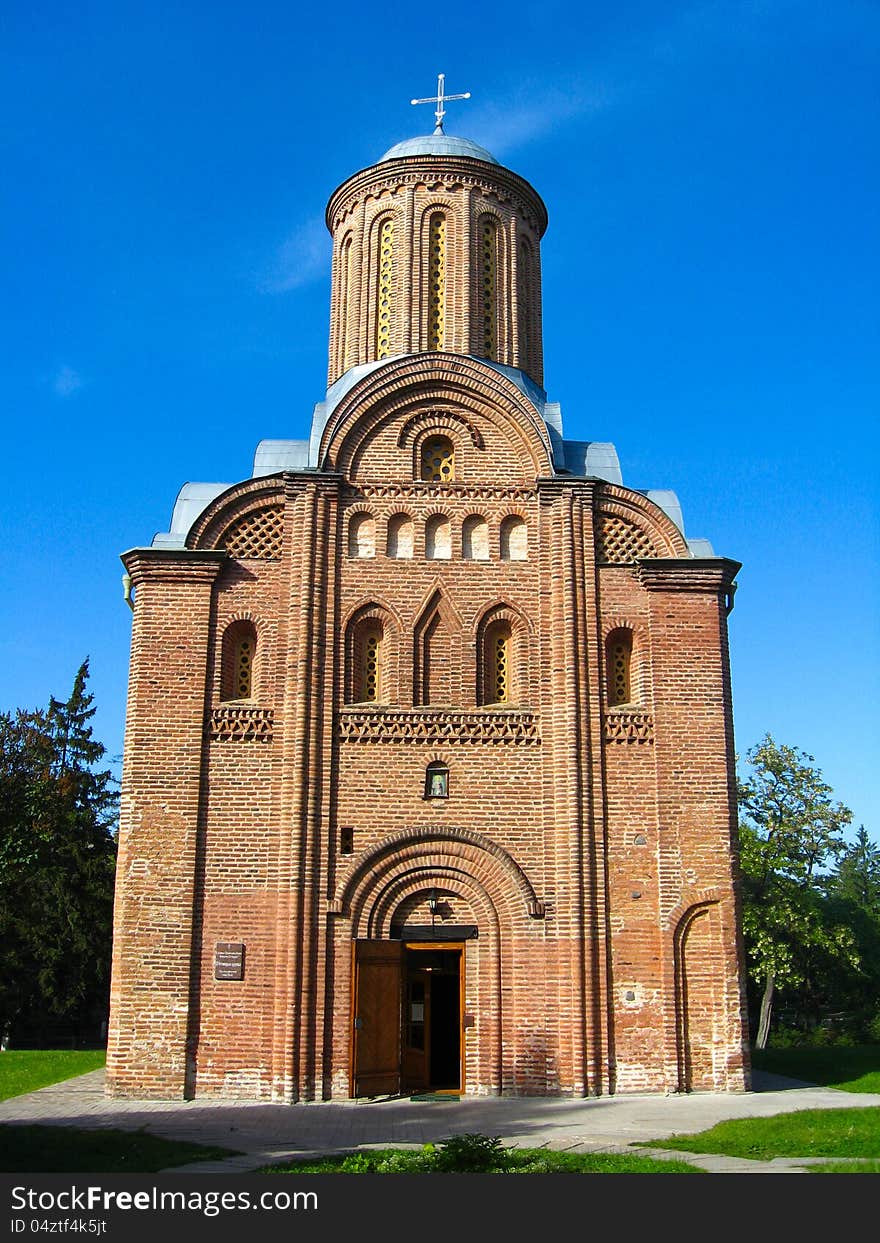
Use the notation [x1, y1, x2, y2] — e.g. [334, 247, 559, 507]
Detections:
[352, 940, 403, 1097]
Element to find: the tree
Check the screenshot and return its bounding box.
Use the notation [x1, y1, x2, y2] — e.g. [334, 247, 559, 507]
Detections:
[738, 735, 855, 1048]
[0, 661, 118, 1046]
[821, 826, 880, 1038]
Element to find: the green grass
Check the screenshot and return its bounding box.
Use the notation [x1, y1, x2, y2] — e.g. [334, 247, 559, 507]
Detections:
[260, 1146, 700, 1174]
[0, 1125, 239, 1173]
[645, 1106, 880, 1161]
[807, 1159, 880, 1173]
[0, 1050, 106, 1102]
[751, 1044, 880, 1094]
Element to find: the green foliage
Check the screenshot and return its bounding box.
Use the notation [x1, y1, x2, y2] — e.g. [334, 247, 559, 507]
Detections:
[737, 735, 865, 1043]
[0, 1049, 106, 1101]
[431, 1132, 511, 1171]
[260, 1138, 700, 1174]
[0, 662, 118, 1045]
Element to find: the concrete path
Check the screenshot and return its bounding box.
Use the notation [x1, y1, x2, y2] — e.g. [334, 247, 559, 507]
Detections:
[2, 1070, 879, 1175]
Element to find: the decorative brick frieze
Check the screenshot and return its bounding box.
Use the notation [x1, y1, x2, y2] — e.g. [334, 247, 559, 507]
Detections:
[603, 709, 655, 744]
[208, 705, 275, 742]
[338, 707, 539, 744]
[346, 482, 536, 504]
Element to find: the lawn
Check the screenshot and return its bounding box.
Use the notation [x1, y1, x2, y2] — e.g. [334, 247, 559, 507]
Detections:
[751, 1045, 880, 1094]
[644, 1105, 880, 1161]
[0, 1050, 106, 1102]
[0, 1125, 239, 1173]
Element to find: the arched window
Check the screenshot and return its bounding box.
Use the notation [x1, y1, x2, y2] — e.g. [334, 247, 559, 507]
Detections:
[479, 215, 498, 361]
[420, 435, 455, 482]
[462, 514, 489, 561]
[375, 216, 394, 359]
[518, 236, 532, 371]
[349, 620, 383, 704]
[425, 514, 451, 560]
[348, 512, 376, 558]
[606, 629, 633, 706]
[428, 213, 446, 350]
[221, 621, 258, 702]
[481, 620, 512, 705]
[500, 515, 527, 561]
[340, 234, 353, 373]
[387, 513, 414, 558]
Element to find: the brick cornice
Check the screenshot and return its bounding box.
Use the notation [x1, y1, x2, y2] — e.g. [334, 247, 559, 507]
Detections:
[120, 547, 226, 585]
[327, 156, 548, 237]
[637, 558, 741, 594]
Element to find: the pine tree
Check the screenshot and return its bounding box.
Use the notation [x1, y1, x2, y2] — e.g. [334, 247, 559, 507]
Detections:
[0, 661, 118, 1046]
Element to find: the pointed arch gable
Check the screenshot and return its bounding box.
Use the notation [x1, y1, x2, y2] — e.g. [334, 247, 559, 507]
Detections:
[413, 586, 463, 707]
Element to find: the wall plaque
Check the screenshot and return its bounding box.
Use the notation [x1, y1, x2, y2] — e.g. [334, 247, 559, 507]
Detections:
[214, 942, 245, 981]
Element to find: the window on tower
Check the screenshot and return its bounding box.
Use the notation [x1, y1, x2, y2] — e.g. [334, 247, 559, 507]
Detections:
[375, 217, 394, 360]
[428, 213, 446, 350]
[479, 215, 498, 361]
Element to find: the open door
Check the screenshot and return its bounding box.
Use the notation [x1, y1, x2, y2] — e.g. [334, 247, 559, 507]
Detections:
[402, 943, 463, 1094]
[351, 940, 403, 1097]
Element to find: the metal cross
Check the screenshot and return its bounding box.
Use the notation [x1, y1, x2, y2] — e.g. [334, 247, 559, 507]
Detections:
[411, 73, 471, 133]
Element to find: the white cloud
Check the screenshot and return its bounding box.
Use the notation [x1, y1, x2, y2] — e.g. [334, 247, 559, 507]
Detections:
[468, 81, 617, 160]
[52, 366, 83, 398]
[261, 216, 331, 293]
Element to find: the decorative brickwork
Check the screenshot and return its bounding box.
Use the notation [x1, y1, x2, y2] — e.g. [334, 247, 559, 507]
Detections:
[338, 708, 539, 744]
[603, 708, 654, 744]
[221, 507, 283, 559]
[209, 705, 274, 742]
[597, 514, 660, 563]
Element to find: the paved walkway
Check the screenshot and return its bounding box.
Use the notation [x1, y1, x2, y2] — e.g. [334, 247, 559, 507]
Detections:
[2, 1070, 879, 1174]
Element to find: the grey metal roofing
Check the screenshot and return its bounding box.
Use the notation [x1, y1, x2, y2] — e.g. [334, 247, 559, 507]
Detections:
[380, 133, 499, 165]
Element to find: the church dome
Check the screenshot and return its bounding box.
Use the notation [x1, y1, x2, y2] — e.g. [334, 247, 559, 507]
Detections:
[380, 132, 499, 165]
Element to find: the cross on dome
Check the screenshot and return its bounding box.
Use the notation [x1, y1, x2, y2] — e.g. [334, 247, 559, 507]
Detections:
[411, 73, 471, 134]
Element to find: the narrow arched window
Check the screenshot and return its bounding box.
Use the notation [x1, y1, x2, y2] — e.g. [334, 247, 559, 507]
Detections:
[479, 216, 498, 361]
[221, 621, 258, 702]
[340, 234, 353, 373]
[428, 213, 446, 350]
[518, 236, 532, 372]
[375, 217, 394, 359]
[482, 620, 512, 705]
[348, 512, 376, 558]
[606, 629, 633, 706]
[361, 626, 381, 702]
[500, 515, 527, 561]
[425, 514, 451, 560]
[462, 514, 489, 561]
[350, 622, 383, 704]
[420, 435, 455, 482]
[387, 513, 414, 558]
[234, 635, 255, 699]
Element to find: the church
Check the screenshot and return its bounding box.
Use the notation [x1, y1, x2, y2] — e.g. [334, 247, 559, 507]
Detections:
[106, 82, 751, 1101]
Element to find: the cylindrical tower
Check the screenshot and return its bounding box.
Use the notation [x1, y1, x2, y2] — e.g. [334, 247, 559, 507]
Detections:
[325, 133, 548, 388]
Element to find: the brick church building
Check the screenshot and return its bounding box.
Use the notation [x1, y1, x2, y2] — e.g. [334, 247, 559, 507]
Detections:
[106, 102, 751, 1101]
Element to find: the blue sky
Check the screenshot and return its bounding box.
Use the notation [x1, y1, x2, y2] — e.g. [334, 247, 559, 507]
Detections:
[2, 1, 877, 837]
